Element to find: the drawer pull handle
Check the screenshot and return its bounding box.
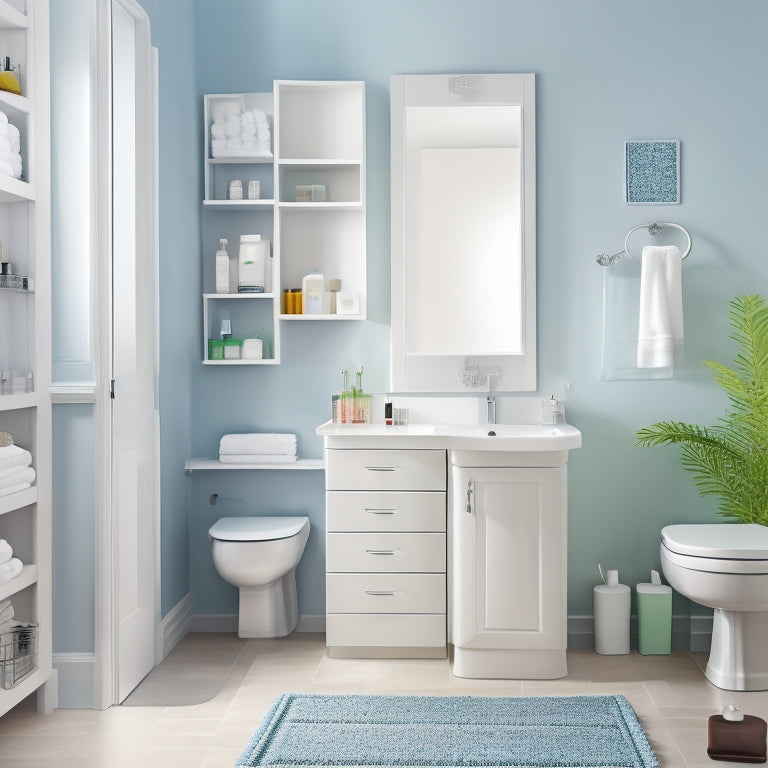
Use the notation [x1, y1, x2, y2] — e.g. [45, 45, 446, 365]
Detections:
[365, 548, 397, 555]
[364, 466, 397, 472]
[365, 589, 397, 596]
[365, 508, 397, 515]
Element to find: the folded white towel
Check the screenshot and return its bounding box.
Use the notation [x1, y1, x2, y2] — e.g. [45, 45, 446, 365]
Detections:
[637, 245, 684, 368]
[219, 433, 297, 456]
[0, 110, 7, 124]
[211, 137, 226, 151]
[0, 483, 31, 496]
[225, 117, 241, 137]
[0, 466, 35, 491]
[0, 539, 11, 565]
[0, 558, 22, 584]
[219, 453, 297, 464]
[0, 445, 32, 471]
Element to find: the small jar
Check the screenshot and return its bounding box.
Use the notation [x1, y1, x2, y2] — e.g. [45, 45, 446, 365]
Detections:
[208, 339, 224, 360]
[228, 179, 243, 200]
[223, 338, 243, 359]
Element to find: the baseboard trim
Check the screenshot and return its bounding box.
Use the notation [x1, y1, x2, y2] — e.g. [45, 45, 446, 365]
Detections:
[52, 653, 95, 709]
[161, 591, 194, 659]
[190, 613, 326, 634]
[567, 614, 712, 652]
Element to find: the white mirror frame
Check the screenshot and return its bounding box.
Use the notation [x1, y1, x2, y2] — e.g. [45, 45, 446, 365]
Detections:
[390, 73, 536, 393]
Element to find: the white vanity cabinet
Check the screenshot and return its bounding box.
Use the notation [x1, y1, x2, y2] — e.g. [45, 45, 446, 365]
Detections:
[451, 452, 568, 679]
[325, 448, 447, 658]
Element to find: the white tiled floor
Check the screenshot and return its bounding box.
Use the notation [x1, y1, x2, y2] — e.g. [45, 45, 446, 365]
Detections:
[0, 633, 765, 767]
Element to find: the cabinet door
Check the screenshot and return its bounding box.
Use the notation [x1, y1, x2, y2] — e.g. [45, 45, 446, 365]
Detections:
[452, 466, 566, 650]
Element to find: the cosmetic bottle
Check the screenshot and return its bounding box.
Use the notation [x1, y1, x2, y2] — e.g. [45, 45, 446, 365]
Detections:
[215, 238, 229, 294]
[302, 269, 324, 314]
[593, 565, 630, 655]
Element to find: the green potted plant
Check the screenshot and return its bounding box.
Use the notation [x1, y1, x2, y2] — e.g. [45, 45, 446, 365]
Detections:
[635, 294, 768, 525]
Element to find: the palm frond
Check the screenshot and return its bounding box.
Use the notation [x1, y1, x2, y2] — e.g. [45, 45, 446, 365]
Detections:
[635, 295, 768, 525]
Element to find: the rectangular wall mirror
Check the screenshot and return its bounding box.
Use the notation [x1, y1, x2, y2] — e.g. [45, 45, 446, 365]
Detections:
[390, 73, 536, 393]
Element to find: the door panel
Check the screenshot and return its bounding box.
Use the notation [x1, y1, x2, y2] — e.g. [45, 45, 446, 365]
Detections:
[452, 466, 565, 651]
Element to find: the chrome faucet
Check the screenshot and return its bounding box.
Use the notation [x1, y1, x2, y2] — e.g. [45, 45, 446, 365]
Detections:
[486, 374, 497, 424]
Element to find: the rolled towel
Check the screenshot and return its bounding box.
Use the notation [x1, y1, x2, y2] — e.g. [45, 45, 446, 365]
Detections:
[224, 117, 241, 138]
[10, 152, 21, 178]
[0, 466, 35, 490]
[210, 122, 226, 139]
[211, 137, 226, 151]
[0, 110, 7, 124]
[0, 539, 11, 565]
[0, 158, 13, 177]
[0, 558, 22, 584]
[219, 433, 297, 456]
[0, 445, 32, 471]
[0, 482, 31, 496]
[219, 453, 297, 464]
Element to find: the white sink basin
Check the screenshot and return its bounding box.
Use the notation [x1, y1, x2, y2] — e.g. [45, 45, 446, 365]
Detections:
[435, 423, 582, 451]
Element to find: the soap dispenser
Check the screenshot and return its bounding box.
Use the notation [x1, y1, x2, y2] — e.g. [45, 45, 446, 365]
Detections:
[215, 238, 229, 294]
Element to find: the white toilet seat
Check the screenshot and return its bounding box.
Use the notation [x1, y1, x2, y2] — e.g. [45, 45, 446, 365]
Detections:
[662, 523, 768, 559]
[209, 516, 309, 542]
[662, 546, 768, 574]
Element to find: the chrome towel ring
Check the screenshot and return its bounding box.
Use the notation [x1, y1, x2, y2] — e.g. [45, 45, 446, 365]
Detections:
[596, 222, 692, 267]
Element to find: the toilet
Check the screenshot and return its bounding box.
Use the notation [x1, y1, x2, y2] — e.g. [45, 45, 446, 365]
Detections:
[209, 516, 310, 638]
[660, 523, 768, 691]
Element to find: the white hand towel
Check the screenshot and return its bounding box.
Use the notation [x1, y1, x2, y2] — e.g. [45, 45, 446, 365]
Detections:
[219, 453, 297, 464]
[637, 245, 683, 368]
[0, 445, 32, 471]
[0, 466, 35, 490]
[219, 433, 297, 455]
[224, 117, 241, 138]
[0, 539, 12, 565]
[210, 122, 226, 139]
[0, 557, 22, 584]
[0, 110, 7, 124]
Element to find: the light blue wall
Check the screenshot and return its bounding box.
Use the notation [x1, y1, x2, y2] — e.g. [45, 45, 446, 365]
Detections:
[186, 0, 768, 618]
[50, 0, 768, 660]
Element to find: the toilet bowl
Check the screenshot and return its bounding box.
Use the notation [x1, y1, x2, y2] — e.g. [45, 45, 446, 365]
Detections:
[660, 523, 768, 691]
[209, 516, 310, 638]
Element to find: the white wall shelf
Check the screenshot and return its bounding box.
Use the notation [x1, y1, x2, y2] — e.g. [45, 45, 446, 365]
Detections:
[0, 0, 28, 29]
[0, 0, 53, 717]
[201, 81, 366, 365]
[0, 564, 37, 602]
[0, 484, 37, 516]
[185, 458, 324, 473]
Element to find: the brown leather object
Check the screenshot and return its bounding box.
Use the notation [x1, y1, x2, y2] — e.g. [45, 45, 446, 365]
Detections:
[708, 714, 767, 763]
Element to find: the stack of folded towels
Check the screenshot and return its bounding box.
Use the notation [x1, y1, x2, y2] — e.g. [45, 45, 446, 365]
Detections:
[0, 538, 22, 584]
[210, 101, 271, 157]
[218, 433, 297, 464]
[0, 442, 35, 496]
[0, 111, 22, 179]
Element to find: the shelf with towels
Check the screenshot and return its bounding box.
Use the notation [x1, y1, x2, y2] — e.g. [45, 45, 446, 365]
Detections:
[185, 458, 325, 474]
[0, 563, 37, 602]
[0, 484, 37, 516]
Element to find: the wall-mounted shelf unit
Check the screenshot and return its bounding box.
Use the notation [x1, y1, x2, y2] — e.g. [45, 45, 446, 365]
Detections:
[200, 81, 366, 364]
[185, 458, 324, 473]
[0, 0, 53, 717]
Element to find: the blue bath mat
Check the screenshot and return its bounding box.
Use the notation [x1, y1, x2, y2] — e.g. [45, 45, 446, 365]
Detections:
[236, 693, 658, 767]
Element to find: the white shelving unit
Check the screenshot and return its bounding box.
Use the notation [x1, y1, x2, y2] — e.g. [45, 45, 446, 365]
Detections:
[0, 0, 53, 716]
[185, 458, 324, 474]
[201, 81, 366, 364]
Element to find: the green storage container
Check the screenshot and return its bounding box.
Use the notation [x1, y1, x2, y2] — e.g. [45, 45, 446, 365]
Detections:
[637, 570, 672, 655]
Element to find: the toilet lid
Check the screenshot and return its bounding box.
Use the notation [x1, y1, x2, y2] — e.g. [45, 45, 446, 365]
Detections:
[209, 516, 308, 542]
[662, 523, 768, 559]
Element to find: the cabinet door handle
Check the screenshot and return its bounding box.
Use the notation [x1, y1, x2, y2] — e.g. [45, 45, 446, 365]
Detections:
[466, 479, 473, 514]
[364, 589, 397, 596]
[365, 508, 397, 514]
[364, 465, 397, 472]
[365, 548, 397, 555]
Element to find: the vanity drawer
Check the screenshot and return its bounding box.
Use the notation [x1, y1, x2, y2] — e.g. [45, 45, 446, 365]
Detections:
[326, 449, 446, 491]
[326, 613, 446, 649]
[326, 532, 446, 572]
[326, 573, 446, 613]
[326, 491, 446, 532]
